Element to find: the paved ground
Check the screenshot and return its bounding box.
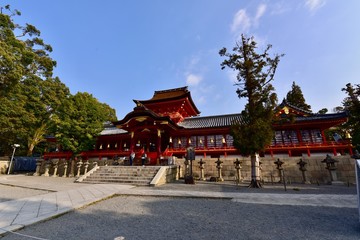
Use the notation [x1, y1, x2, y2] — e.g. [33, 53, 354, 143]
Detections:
[0, 174, 359, 240]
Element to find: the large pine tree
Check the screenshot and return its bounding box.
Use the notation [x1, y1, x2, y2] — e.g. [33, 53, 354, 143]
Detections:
[342, 83, 360, 152]
[219, 35, 283, 188]
[286, 81, 312, 112]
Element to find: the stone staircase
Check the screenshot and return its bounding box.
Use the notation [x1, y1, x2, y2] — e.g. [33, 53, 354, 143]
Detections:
[80, 166, 161, 185]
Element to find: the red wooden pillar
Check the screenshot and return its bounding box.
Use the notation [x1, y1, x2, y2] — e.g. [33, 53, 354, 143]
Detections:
[349, 147, 353, 156]
[130, 131, 135, 152]
[333, 148, 337, 156]
[321, 130, 327, 144]
[307, 148, 311, 157]
[297, 129, 302, 143]
[157, 129, 162, 156]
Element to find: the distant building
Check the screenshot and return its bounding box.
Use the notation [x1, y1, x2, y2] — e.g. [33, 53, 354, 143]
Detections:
[44, 86, 352, 163]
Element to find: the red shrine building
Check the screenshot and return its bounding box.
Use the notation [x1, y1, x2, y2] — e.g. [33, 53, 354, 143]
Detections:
[44, 86, 353, 163]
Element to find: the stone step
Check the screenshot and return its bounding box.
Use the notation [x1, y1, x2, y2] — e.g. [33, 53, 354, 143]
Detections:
[82, 179, 151, 185]
[81, 166, 160, 185]
[84, 176, 153, 181]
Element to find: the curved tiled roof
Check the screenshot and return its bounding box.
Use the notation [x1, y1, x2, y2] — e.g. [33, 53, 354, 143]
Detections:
[178, 113, 244, 129]
[100, 122, 128, 135]
[295, 111, 348, 122]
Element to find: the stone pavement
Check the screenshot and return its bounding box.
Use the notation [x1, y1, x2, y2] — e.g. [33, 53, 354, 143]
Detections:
[0, 174, 358, 237]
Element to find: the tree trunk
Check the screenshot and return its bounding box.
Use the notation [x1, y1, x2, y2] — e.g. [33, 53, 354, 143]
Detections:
[248, 153, 262, 188]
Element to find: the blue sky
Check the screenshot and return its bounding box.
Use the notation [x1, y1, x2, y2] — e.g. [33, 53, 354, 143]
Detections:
[8, 0, 360, 118]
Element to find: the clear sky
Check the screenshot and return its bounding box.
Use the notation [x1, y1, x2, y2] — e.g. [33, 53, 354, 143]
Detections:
[8, 0, 360, 118]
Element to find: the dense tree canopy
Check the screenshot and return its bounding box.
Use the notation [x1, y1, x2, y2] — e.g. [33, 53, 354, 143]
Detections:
[0, 5, 117, 156]
[219, 34, 283, 187]
[53, 92, 117, 155]
[0, 5, 56, 97]
[285, 81, 312, 112]
[342, 83, 360, 152]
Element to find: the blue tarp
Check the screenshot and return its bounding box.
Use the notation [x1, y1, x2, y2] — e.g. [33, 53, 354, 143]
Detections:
[13, 157, 37, 172]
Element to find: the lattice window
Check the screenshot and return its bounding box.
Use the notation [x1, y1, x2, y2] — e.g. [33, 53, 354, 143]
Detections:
[188, 136, 196, 148]
[207, 135, 215, 148]
[311, 129, 323, 143]
[215, 135, 223, 147]
[301, 130, 311, 143]
[226, 134, 234, 147]
[197, 136, 205, 148]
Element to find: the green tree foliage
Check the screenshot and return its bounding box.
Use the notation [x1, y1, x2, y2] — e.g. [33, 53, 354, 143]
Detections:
[54, 92, 117, 155]
[219, 34, 283, 187]
[0, 76, 70, 155]
[285, 81, 312, 112]
[342, 83, 360, 152]
[0, 5, 56, 97]
[0, 5, 117, 156]
[317, 108, 328, 114]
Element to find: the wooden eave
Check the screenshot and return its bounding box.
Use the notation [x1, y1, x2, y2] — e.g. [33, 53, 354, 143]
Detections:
[134, 91, 200, 117]
[113, 106, 182, 132]
[273, 115, 347, 130]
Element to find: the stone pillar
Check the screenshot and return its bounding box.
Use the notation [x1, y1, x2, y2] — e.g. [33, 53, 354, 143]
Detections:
[76, 159, 83, 177]
[33, 158, 43, 176]
[62, 160, 68, 177]
[83, 160, 89, 174]
[51, 159, 59, 177]
[42, 161, 51, 177]
[68, 158, 75, 177]
[184, 159, 190, 177]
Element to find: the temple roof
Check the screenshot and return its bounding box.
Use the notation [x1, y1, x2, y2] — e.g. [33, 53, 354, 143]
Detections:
[133, 86, 201, 120]
[276, 99, 313, 117]
[146, 86, 192, 101]
[295, 112, 348, 122]
[178, 113, 244, 129]
[100, 122, 127, 135]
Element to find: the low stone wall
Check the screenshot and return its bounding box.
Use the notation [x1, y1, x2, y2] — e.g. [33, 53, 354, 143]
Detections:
[176, 155, 356, 184]
[13, 155, 356, 185]
[150, 166, 178, 186]
[0, 156, 10, 174]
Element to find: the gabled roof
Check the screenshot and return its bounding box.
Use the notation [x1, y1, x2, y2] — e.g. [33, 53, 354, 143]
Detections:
[295, 112, 348, 122]
[134, 86, 201, 117]
[146, 86, 191, 101]
[276, 99, 313, 117]
[178, 113, 244, 129]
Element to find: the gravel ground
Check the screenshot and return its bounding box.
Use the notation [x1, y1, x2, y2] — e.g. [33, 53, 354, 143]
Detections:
[1, 195, 359, 240]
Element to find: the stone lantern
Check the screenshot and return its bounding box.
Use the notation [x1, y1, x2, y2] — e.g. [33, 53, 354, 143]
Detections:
[198, 158, 206, 181]
[274, 158, 284, 183]
[321, 154, 341, 184]
[234, 158, 242, 183]
[297, 158, 310, 184]
[215, 158, 224, 182]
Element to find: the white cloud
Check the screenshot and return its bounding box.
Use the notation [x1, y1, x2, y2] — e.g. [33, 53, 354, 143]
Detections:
[270, 2, 291, 15]
[255, 4, 267, 25]
[305, 0, 326, 12]
[231, 9, 251, 33]
[186, 73, 203, 86]
[231, 4, 267, 34]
